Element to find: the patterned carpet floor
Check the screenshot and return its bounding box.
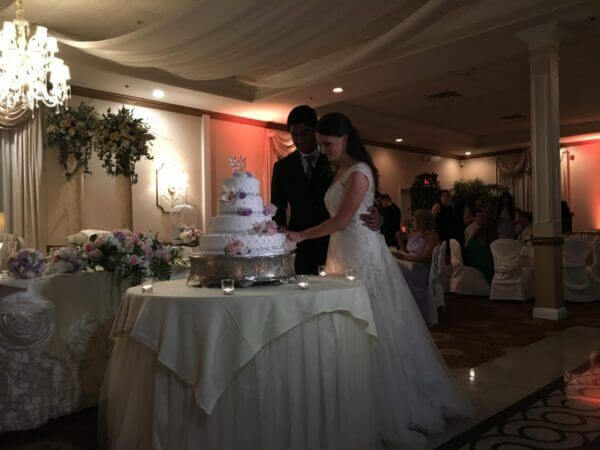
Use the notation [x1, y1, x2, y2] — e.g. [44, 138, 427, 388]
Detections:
[2, 296, 599, 450]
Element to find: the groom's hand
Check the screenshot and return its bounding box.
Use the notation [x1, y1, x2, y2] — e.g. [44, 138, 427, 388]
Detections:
[360, 206, 383, 231]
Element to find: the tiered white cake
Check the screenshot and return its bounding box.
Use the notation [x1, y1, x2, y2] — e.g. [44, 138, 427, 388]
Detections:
[198, 171, 288, 256]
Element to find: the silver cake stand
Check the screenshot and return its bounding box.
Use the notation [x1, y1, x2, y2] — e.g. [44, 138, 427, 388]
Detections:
[187, 253, 296, 287]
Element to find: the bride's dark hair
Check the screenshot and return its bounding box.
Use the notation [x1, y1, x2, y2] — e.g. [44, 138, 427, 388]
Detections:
[317, 113, 379, 192]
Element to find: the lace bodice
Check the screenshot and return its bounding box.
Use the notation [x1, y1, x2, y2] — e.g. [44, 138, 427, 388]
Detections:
[324, 163, 374, 226]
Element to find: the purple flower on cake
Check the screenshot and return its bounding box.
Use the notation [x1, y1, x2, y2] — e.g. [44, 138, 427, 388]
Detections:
[224, 240, 250, 256]
[238, 191, 247, 199]
[283, 239, 297, 252]
[237, 207, 253, 216]
[263, 203, 277, 216]
[233, 170, 253, 178]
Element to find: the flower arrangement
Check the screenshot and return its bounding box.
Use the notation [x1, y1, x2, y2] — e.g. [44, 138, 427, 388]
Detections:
[409, 172, 441, 212]
[253, 220, 278, 235]
[224, 240, 250, 256]
[46, 102, 98, 179]
[94, 107, 155, 183]
[233, 171, 253, 178]
[44, 247, 86, 275]
[7, 249, 47, 279]
[179, 226, 202, 246]
[237, 207, 253, 216]
[82, 229, 180, 283]
[220, 189, 246, 203]
[263, 203, 277, 217]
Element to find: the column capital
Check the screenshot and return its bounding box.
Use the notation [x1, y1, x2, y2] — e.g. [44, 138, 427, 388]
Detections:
[515, 21, 561, 52]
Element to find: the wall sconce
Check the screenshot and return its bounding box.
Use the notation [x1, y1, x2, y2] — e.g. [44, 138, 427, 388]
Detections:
[156, 163, 189, 213]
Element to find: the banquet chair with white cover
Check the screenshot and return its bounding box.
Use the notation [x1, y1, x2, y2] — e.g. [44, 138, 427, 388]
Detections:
[0, 290, 79, 432]
[449, 239, 490, 297]
[490, 239, 534, 302]
[586, 237, 600, 298]
[429, 244, 445, 316]
[439, 240, 451, 293]
[563, 236, 596, 302]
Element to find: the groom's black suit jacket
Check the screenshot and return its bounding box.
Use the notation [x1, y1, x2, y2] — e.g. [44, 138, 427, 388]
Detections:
[271, 150, 333, 274]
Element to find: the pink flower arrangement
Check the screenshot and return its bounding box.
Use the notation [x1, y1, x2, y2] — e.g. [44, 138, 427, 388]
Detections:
[263, 203, 278, 216]
[237, 207, 253, 216]
[224, 239, 250, 256]
[179, 226, 202, 245]
[253, 220, 278, 235]
[45, 247, 86, 275]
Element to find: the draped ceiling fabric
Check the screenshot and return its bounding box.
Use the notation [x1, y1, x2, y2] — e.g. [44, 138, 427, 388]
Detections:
[0, 107, 32, 131]
[1, 110, 46, 251]
[560, 149, 571, 204]
[496, 150, 532, 213]
[55, 0, 455, 90]
[264, 130, 294, 203]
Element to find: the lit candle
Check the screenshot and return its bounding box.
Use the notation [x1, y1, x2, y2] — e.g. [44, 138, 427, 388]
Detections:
[221, 279, 234, 295]
[318, 265, 327, 277]
[141, 278, 153, 293]
[345, 268, 356, 281]
[297, 275, 310, 290]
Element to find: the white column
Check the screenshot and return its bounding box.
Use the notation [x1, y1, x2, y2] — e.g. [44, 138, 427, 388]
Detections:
[517, 22, 566, 320]
[200, 115, 212, 233]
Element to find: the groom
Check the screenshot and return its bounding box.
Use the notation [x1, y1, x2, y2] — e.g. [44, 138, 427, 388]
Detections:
[271, 105, 381, 274]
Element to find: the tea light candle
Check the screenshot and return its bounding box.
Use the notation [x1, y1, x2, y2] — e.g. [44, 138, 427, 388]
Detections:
[141, 278, 153, 294]
[297, 275, 310, 290]
[318, 265, 327, 277]
[221, 279, 235, 295]
[345, 268, 356, 281]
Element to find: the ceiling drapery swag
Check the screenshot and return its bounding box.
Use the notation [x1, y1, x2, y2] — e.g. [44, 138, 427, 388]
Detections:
[53, 0, 455, 90]
[496, 150, 532, 213]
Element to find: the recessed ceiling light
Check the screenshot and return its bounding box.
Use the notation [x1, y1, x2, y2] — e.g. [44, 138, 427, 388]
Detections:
[332, 87, 343, 93]
[465, 151, 472, 156]
[152, 89, 165, 99]
[395, 138, 403, 143]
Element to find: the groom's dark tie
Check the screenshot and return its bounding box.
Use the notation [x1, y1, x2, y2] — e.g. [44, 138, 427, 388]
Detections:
[303, 154, 316, 178]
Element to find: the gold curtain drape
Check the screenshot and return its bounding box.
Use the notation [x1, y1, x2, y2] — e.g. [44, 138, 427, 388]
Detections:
[0, 107, 32, 131]
[496, 150, 533, 212]
[264, 129, 294, 203]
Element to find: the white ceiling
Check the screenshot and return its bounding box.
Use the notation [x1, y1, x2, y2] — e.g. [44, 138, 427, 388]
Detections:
[2, 0, 600, 156]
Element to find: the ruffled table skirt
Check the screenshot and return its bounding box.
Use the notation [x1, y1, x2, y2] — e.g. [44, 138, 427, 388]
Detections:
[100, 312, 380, 450]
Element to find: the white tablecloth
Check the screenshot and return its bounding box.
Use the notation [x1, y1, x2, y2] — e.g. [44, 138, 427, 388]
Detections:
[0, 272, 125, 432]
[104, 277, 381, 450]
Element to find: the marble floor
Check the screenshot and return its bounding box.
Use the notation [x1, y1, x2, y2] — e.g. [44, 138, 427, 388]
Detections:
[428, 326, 600, 449]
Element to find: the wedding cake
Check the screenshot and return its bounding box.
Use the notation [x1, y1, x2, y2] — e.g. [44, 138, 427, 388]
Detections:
[189, 156, 295, 286]
[198, 160, 289, 256]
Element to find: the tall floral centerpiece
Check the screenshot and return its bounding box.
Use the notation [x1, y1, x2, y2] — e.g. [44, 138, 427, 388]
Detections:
[409, 172, 441, 212]
[46, 102, 98, 233]
[94, 107, 154, 229]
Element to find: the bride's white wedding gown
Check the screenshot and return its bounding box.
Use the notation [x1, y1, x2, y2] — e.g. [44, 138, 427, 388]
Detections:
[324, 162, 472, 448]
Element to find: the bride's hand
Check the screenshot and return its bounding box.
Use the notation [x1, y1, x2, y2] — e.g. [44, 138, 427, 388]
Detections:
[286, 231, 304, 243]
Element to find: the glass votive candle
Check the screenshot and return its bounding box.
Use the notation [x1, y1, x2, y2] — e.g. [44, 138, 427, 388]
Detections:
[318, 265, 327, 277]
[141, 278, 153, 293]
[297, 275, 310, 290]
[221, 279, 235, 295]
[345, 268, 357, 281]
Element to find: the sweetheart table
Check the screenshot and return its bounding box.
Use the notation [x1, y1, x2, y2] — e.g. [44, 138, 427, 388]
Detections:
[102, 277, 381, 450]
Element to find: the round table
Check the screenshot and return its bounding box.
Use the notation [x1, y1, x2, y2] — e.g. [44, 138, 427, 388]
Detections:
[102, 277, 380, 450]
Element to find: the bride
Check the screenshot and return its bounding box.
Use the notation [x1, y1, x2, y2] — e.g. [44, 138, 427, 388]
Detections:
[286, 113, 472, 448]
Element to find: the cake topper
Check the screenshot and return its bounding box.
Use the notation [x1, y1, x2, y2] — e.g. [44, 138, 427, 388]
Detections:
[228, 155, 247, 173]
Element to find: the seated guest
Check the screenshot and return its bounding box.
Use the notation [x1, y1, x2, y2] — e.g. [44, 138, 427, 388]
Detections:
[463, 196, 482, 226]
[432, 190, 462, 245]
[379, 193, 401, 247]
[463, 212, 498, 284]
[464, 208, 485, 246]
[497, 191, 517, 238]
[517, 210, 533, 245]
[395, 209, 440, 325]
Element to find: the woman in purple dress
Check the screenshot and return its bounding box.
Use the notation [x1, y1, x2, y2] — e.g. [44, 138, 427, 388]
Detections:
[394, 209, 440, 326]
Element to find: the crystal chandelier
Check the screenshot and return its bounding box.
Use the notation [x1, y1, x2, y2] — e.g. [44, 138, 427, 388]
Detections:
[0, 0, 70, 114]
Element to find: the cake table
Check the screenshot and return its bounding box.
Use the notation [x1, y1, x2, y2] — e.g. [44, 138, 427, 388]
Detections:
[102, 277, 380, 450]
